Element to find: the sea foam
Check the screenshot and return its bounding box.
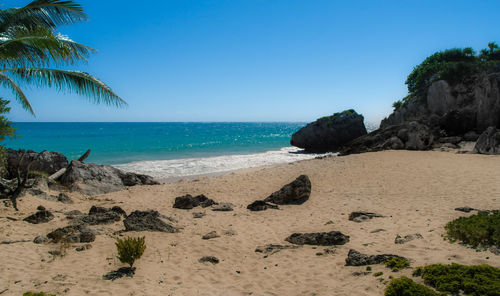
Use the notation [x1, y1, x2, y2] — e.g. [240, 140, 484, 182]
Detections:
[114, 146, 332, 180]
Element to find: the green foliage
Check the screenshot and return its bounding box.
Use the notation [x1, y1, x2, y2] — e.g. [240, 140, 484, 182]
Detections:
[385, 277, 439, 296]
[0, 99, 15, 176]
[404, 42, 500, 97]
[413, 263, 500, 296]
[116, 236, 146, 268]
[366, 266, 372, 271]
[374, 271, 383, 277]
[23, 292, 57, 296]
[385, 257, 410, 272]
[445, 210, 500, 248]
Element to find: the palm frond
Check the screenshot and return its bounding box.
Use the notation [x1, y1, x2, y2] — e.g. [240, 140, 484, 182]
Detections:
[0, 25, 95, 68]
[0, 72, 34, 114]
[7, 68, 126, 107]
[0, 0, 87, 31]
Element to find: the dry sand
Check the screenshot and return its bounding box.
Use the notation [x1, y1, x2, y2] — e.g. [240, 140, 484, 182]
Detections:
[1, 150, 499, 296]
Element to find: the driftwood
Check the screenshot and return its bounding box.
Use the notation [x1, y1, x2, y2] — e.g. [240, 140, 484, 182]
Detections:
[49, 149, 91, 181]
[0, 239, 31, 245]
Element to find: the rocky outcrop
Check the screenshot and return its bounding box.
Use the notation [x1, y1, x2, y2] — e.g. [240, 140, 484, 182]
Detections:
[264, 175, 311, 205]
[23, 207, 54, 224]
[291, 110, 367, 152]
[123, 210, 178, 232]
[285, 231, 349, 246]
[348, 211, 384, 223]
[5, 149, 68, 179]
[59, 160, 158, 195]
[73, 206, 125, 225]
[173, 194, 217, 209]
[474, 126, 500, 154]
[345, 249, 404, 266]
[47, 224, 95, 243]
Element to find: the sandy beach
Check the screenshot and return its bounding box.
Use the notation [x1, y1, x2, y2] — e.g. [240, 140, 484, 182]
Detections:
[1, 150, 499, 296]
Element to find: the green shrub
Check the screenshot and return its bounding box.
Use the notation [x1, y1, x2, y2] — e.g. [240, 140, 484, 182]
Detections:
[23, 292, 56, 296]
[445, 210, 500, 248]
[116, 236, 146, 268]
[392, 100, 403, 111]
[385, 257, 410, 272]
[374, 271, 383, 277]
[413, 263, 500, 295]
[385, 277, 439, 296]
[366, 266, 372, 271]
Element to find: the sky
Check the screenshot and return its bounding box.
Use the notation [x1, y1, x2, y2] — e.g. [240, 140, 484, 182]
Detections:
[2, 0, 500, 124]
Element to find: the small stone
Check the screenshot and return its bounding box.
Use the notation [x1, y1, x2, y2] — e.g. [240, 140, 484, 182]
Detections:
[324, 220, 335, 225]
[57, 193, 73, 204]
[33, 235, 47, 244]
[37, 205, 46, 211]
[199, 256, 219, 264]
[455, 206, 475, 213]
[192, 212, 206, 218]
[202, 231, 220, 240]
[370, 229, 386, 233]
[490, 246, 500, 255]
[394, 233, 423, 244]
[212, 203, 234, 211]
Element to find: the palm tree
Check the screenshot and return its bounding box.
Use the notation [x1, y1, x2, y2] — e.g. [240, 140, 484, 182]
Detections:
[0, 0, 126, 115]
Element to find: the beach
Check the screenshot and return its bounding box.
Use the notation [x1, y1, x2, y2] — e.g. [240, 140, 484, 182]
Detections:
[1, 150, 499, 296]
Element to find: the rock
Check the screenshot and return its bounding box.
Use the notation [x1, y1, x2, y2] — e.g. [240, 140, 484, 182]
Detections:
[404, 122, 434, 150]
[345, 249, 405, 266]
[395, 233, 423, 244]
[370, 229, 386, 233]
[285, 231, 349, 246]
[192, 212, 206, 218]
[173, 194, 217, 210]
[348, 212, 384, 222]
[57, 193, 73, 204]
[75, 206, 122, 225]
[5, 149, 68, 179]
[33, 235, 47, 244]
[199, 256, 219, 264]
[59, 160, 158, 195]
[474, 126, 500, 154]
[463, 131, 480, 141]
[490, 246, 500, 255]
[123, 210, 178, 232]
[65, 210, 83, 219]
[290, 109, 367, 152]
[37, 205, 46, 211]
[47, 224, 95, 243]
[382, 136, 404, 150]
[75, 244, 92, 251]
[246, 200, 279, 211]
[255, 244, 301, 256]
[455, 206, 475, 213]
[202, 231, 220, 240]
[264, 175, 311, 205]
[23, 210, 54, 224]
[211, 203, 234, 211]
[439, 136, 462, 145]
[102, 267, 136, 281]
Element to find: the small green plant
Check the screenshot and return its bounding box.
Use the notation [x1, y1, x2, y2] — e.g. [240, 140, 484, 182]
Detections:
[116, 236, 146, 268]
[385, 277, 439, 296]
[366, 266, 372, 271]
[385, 257, 410, 272]
[23, 292, 57, 296]
[413, 263, 500, 295]
[374, 271, 383, 277]
[445, 210, 500, 248]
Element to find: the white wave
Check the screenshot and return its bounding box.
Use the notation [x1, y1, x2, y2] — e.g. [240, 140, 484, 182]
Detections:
[114, 147, 333, 179]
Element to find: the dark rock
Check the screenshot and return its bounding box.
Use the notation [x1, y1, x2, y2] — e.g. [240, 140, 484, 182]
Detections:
[37, 205, 46, 211]
[370, 229, 386, 233]
[75, 244, 92, 252]
[463, 131, 480, 141]
[59, 160, 158, 195]
[24, 210, 54, 224]
[111, 206, 127, 217]
[474, 126, 500, 154]
[255, 244, 301, 255]
[202, 231, 220, 240]
[439, 136, 462, 145]
[211, 202, 234, 211]
[5, 149, 68, 179]
[33, 235, 47, 244]
[57, 193, 73, 204]
[345, 249, 405, 266]
[123, 210, 178, 232]
[246, 200, 279, 211]
[173, 194, 217, 210]
[102, 267, 136, 281]
[285, 231, 349, 246]
[395, 233, 423, 244]
[192, 212, 206, 218]
[291, 110, 367, 152]
[264, 175, 311, 205]
[47, 224, 95, 243]
[490, 246, 500, 255]
[455, 206, 475, 213]
[348, 212, 384, 222]
[199, 256, 219, 264]
[65, 210, 83, 219]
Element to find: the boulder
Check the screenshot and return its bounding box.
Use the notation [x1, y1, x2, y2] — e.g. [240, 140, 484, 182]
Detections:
[264, 175, 311, 205]
[123, 210, 178, 233]
[5, 149, 68, 179]
[47, 224, 95, 243]
[474, 126, 500, 154]
[246, 200, 279, 211]
[285, 231, 349, 246]
[345, 249, 404, 266]
[23, 209, 54, 224]
[59, 160, 158, 195]
[173, 194, 217, 209]
[291, 109, 367, 152]
[74, 206, 123, 225]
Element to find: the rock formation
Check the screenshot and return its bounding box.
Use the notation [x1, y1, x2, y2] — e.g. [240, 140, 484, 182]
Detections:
[264, 175, 311, 205]
[285, 231, 349, 246]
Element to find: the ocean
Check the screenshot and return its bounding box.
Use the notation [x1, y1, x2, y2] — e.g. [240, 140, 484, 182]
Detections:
[5, 122, 330, 179]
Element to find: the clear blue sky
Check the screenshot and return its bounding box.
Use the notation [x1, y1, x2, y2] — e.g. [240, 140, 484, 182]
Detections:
[3, 0, 499, 124]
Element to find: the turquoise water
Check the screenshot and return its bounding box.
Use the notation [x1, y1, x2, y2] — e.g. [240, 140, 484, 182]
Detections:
[5, 122, 309, 167]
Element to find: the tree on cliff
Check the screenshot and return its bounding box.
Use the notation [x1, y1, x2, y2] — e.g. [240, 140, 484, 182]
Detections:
[0, 0, 126, 115]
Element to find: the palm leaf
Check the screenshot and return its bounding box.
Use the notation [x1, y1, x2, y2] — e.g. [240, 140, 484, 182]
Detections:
[0, 72, 34, 114]
[0, 25, 95, 68]
[6, 68, 126, 107]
